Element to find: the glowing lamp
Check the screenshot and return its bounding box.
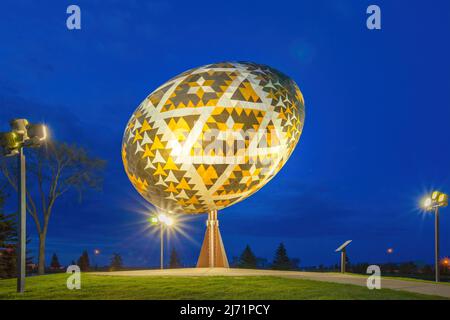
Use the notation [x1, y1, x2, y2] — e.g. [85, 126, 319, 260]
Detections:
[432, 191, 440, 201]
[423, 197, 432, 210]
[150, 216, 159, 225]
[26, 123, 47, 146]
[165, 217, 174, 226]
[10, 119, 28, 135]
[158, 214, 167, 224]
[438, 193, 448, 207]
[0, 132, 20, 150]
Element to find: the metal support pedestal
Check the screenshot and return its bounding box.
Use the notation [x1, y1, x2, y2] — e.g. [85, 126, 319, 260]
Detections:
[341, 249, 346, 273]
[197, 210, 229, 268]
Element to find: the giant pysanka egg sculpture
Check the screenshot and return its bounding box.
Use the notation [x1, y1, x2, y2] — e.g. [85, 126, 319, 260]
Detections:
[122, 62, 305, 214]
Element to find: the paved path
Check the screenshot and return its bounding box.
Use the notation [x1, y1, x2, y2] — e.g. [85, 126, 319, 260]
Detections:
[93, 268, 450, 298]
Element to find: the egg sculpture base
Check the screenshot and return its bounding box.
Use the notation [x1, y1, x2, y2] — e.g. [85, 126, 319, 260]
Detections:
[196, 210, 229, 268]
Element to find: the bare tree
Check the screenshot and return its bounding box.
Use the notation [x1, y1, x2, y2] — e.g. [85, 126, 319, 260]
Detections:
[1, 141, 106, 274]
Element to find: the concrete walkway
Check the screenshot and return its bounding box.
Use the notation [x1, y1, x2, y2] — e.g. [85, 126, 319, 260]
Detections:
[93, 268, 450, 298]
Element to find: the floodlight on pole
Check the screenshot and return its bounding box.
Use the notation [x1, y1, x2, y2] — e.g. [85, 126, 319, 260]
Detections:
[422, 190, 448, 283]
[0, 119, 48, 293]
[149, 213, 175, 269]
[24, 124, 47, 147]
[158, 213, 167, 224]
[93, 249, 100, 270]
[423, 197, 432, 209]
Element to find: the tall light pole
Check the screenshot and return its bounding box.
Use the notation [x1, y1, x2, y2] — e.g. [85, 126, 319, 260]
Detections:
[0, 119, 47, 293]
[386, 247, 393, 265]
[17, 147, 26, 291]
[93, 249, 100, 270]
[423, 191, 448, 282]
[150, 213, 174, 269]
[160, 221, 164, 269]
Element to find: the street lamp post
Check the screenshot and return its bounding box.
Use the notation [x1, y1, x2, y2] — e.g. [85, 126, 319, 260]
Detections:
[423, 191, 448, 283]
[0, 119, 48, 293]
[17, 147, 26, 292]
[435, 206, 439, 282]
[160, 223, 164, 270]
[93, 249, 100, 270]
[150, 213, 174, 270]
[386, 248, 393, 265]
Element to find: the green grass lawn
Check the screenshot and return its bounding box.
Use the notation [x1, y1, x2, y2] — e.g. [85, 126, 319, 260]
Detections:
[0, 273, 445, 300]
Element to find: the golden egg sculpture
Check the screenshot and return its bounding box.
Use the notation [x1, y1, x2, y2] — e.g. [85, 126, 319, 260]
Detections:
[122, 62, 305, 214]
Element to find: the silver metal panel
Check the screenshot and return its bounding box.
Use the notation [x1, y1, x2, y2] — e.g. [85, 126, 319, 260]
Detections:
[335, 240, 352, 252]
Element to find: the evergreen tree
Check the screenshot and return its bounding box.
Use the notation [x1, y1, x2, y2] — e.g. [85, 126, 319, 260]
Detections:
[0, 212, 17, 278]
[0, 189, 24, 278]
[169, 247, 182, 268]
[77, 250, 90, 271]
[238, 245, 257, 269]
[50, 253, 61, 270]
[110, 253, 123, 271]
[271, 243, 291, 270]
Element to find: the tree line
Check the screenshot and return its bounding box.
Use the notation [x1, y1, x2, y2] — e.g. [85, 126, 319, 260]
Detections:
[231, 243, 300, 270]
[45, 247, 182, 272]
[305, 259, 450, 279]
[44, 250, 125, 273]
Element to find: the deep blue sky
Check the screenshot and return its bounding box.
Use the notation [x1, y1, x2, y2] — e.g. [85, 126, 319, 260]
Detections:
[1, 0, 450, 267]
